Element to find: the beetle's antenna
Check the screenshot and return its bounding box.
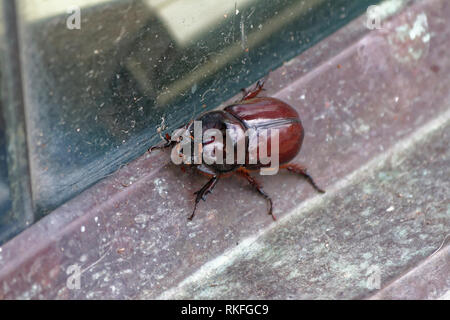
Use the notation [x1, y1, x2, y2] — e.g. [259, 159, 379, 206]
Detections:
[156, 116, 167, 140]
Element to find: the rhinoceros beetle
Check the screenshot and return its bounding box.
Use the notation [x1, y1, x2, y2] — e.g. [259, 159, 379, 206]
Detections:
[149, 80, 325, 221]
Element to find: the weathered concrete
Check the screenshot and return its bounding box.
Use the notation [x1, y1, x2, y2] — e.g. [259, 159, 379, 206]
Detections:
[157, 115, 450, 299]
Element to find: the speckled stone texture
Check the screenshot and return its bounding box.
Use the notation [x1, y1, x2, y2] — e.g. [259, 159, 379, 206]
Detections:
[158, 118, 449, 299]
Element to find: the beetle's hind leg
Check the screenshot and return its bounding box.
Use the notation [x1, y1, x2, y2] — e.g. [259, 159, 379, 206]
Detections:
[241, 79, 265, 101]
[189, 176, 220, 220]
[235, 168, 275, 221]
[281, 163, 325, 193]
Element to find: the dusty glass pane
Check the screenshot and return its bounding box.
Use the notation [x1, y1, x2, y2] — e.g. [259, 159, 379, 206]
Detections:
[0, 0, 34, 245]
[16, 0, 380, 215]
[0, 105, 12, 228]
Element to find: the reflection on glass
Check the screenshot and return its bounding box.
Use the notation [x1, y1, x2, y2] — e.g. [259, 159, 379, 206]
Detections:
[15, 0, 379, 215]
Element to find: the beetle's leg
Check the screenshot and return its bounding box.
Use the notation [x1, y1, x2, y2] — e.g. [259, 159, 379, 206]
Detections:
[148, 133, 174, 153]
[241, 79, 265, 101]
[189, 176, 220, 220]
[235, 168, 275, 220]
[148, 140, 174, 153]
[280, 163, 325, 193]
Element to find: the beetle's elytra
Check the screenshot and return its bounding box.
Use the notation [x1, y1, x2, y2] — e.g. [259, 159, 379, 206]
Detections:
[149, 80, 325, 220]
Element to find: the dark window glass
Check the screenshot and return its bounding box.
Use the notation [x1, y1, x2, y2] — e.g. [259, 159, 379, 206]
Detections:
[0, 104, 12, 232]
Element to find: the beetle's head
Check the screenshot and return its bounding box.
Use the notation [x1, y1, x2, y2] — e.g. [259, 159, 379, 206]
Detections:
[171, 111, 246, 172]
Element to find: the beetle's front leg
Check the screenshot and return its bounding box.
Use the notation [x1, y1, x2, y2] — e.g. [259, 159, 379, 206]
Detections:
[148, 133, 174, 153]
[189, 176, 220, 220]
